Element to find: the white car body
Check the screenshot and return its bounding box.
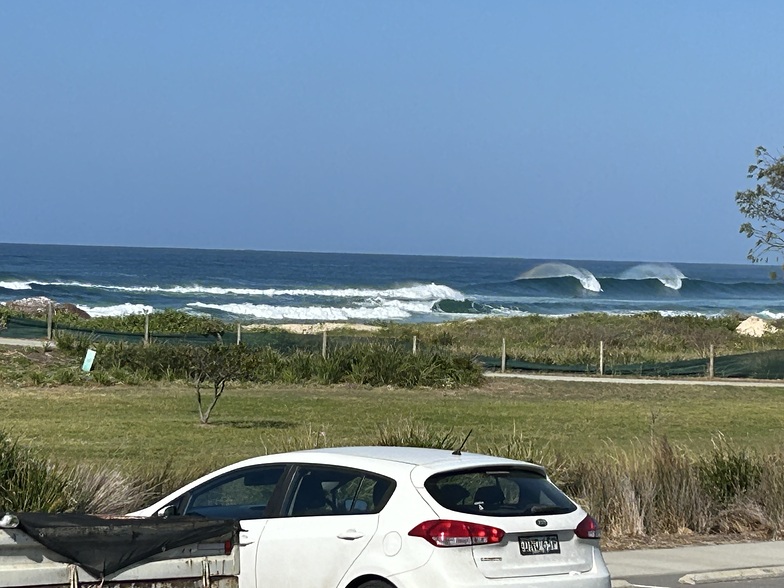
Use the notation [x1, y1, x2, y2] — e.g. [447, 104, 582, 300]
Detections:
[130, 446, 611, 588]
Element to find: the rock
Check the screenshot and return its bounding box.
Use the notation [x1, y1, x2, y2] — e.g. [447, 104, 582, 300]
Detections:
[736, 316, 778, 337]
[3, 297, 91, 319]
[56, 303, 92, 319]
[4, 296, 54, 316]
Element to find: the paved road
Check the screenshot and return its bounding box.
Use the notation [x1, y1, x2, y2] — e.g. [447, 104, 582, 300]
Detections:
[486, 371, 784, 388]
[606, 541, 784, 588]
[0, 337, 53, 348]
[617, 574, 784, 588]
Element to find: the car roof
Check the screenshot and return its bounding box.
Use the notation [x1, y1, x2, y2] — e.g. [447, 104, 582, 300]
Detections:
[133, 446, 548, 516]
[295, 445, 497, 465]
[292, 446, 545, 475]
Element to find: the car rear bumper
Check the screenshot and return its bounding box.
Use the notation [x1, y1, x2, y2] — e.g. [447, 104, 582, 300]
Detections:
[387, 548, 611, 588]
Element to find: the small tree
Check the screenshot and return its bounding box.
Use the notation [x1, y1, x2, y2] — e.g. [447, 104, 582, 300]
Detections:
[191, 345, 245, 424]
[736, 146, 784, 263]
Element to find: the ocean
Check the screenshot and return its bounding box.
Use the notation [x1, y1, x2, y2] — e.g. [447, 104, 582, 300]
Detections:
[1, 243, 783, 323]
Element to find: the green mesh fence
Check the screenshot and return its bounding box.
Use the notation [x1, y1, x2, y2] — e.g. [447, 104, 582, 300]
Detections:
[239, 331, 412, 352]
[3, 317, 784, 380]
[1, 316, 220, 346]
[2, 316, 48, 339]
[482, 349, 784, 379]
[478, 356, 596, 374]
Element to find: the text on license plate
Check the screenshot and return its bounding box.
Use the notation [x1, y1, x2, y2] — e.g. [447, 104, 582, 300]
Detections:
[519, 535, 560, 555]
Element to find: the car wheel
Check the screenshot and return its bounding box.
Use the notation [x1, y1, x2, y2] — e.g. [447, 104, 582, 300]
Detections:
[358, 581, 393, 588]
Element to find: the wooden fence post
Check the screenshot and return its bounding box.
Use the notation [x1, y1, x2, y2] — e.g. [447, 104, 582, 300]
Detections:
[236, 323, 242, 345]
[599, 340, 604, 376]
[46, 302, 53, 340]
[413, 335, 417, 355]
[322, 329, 327, 359]
[501, 338, 506, 373]
[144, 312, 150, 346]
[709, 344, 715, 379]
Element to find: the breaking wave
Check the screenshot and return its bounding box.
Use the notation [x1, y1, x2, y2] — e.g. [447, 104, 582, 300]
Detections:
[13, 280, 463, 301]
[77, 304, 154, 317]
[619, 263, 686, 290]
[517, 263, 602, 292]
[187, 300, 434, 321]
[0, 280, 32, 290]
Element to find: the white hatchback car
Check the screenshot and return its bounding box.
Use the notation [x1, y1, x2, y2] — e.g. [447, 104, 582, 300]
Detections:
[130, 446, 611, 588]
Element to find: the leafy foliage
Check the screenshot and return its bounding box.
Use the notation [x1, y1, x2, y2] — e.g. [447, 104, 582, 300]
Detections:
[51, 337, 483, 392]
[7, 424, 784, 539]
[736, 145, 784, 263]
[191, 345, 248, 424]
[382, 313, 754, 365]
[374, 419, 459, 449]
[0, 432, 71, 512]
[53, 308, 226, 336]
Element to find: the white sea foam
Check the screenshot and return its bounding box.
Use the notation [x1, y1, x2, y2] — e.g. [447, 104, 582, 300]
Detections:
[0, 281, 32, 290]
[760, 310, 784, 320]
[77, 304, 154, 317]
[656, 310, 704, 318]
[619, 263, 686, 290]
[518, 263, 602, 292]
[187, 301, 424, 321]
[26, 281, 464, 300]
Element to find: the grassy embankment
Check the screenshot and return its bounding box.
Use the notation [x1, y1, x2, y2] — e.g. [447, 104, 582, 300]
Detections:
[3, 311, 784, 544]
[3, 376, 784, 544]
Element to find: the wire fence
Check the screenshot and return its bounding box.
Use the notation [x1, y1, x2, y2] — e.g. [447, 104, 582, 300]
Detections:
[3, 315, 784, 380]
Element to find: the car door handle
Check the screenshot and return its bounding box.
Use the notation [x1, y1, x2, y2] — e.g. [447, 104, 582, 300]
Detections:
[337, 529, 365, 541]
[239, 532, 255, 546]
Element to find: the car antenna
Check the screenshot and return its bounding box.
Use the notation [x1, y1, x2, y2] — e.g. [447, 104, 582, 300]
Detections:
[452, 429, 472, 456]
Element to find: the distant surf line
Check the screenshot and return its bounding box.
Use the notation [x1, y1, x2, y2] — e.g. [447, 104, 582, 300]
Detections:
[0, 280, 465, 301]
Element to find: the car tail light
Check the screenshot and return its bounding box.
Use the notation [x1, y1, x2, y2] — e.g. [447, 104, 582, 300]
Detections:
[409, 519, 505, 547]
[575, 515, 600, 539]
[224, 539, 234, 555]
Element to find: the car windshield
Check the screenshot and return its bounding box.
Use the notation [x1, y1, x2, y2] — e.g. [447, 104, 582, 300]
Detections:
[424, 467, 577, 517]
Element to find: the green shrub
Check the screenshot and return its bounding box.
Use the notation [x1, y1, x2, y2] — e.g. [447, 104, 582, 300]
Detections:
[26, 370, 48, 386]
[374, 419, 460, 449]
[53, 308, 226, 336]
[280, 350, 316, 384]
[0, 432, 71, 512]
[245, 346, 286, 383]
[699, 434, 762, 505]
[316, 349, 355, 385]
[53, 368, 81, 386]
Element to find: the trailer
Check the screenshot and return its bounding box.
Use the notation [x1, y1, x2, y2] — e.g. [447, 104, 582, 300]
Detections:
[0, 513, 239, 588]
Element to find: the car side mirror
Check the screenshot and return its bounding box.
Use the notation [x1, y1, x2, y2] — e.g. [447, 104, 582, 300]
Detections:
[156, 505, 177, 518]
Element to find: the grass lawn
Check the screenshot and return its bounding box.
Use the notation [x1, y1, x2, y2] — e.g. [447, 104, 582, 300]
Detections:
[5, 377, 784, 475]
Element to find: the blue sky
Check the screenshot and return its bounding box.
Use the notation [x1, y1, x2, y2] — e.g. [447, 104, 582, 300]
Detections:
[2, 2, 782, 263]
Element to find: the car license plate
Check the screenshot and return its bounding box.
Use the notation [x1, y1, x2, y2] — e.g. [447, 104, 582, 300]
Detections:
[519, 535, 560, 555]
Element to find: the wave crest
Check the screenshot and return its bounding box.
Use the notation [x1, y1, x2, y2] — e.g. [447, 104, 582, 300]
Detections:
[187, 300, 433, 321]
[619, 263, 686, 290]
[78, 304, 154, 317]
[27, 281, 463, 300]
[517, 263, 602, 292]
[0, 280, 32, 291]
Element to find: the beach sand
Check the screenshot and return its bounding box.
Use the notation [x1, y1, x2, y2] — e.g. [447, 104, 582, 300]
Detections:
[244, 322, 383, 335]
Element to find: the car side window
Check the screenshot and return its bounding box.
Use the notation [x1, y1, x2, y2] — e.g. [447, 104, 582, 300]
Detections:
[183, 465, 285, 520]
[286, 466, 394, 517]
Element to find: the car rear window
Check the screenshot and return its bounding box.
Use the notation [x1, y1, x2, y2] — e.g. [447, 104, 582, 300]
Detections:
[424, 467, 577, 517]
